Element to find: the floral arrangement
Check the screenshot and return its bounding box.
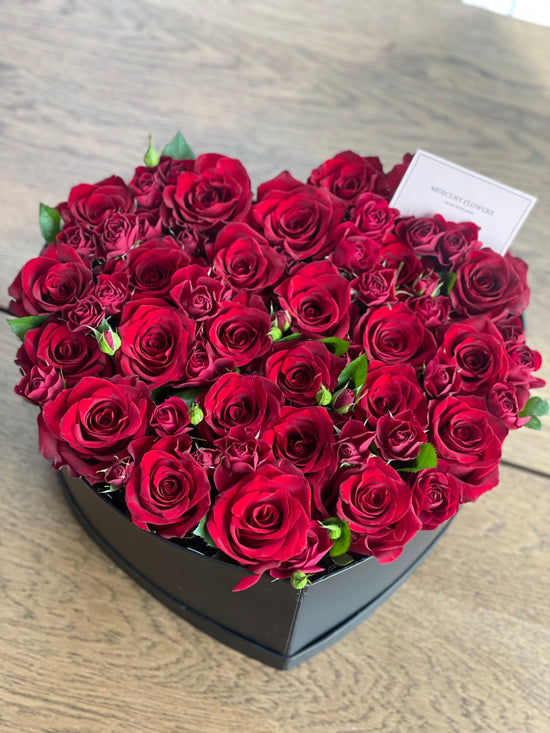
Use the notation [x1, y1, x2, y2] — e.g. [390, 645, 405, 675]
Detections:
[9, 133, 547, 592]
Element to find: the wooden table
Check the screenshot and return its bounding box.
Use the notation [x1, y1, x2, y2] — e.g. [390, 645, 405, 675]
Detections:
[1, 1, 549, 731]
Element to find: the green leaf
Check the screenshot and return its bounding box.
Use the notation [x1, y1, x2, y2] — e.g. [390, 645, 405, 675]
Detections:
[337, 353, 368, 390]
[321, 517, 352, 558]
[278, 332, 301, 343]
[437, 270, 458, 296]
[39, 203, 63, 243]
[332, 553, 354, 567]
[171, 387, 205, 407]
[161, 131, 195, 160]
[192, 515, 217, 548]
[519, 396, 549, 419]
[321, 337, 350, 356]
[398, 442, 438, 473]
[144, 135, 160, 167]
[8, 315, 50, 341]
[525, 416, 542, 431]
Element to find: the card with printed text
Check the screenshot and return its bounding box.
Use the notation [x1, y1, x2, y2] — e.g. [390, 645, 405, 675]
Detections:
[390, 150, 536, 254]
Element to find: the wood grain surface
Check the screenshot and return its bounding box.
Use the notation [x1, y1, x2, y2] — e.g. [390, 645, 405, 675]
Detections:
[1, 1, 549, 731]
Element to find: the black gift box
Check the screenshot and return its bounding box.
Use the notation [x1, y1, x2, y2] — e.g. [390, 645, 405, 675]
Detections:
[61, 471, 451, 669]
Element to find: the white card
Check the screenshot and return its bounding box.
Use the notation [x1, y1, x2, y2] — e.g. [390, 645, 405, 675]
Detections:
[389, 150, 536, 254]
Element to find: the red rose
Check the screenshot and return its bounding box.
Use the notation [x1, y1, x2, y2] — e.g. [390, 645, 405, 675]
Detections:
[125, 436, 210, 539]
[439, 318, 509, 394]
[337, 457, 421, 562]
[383, 153, 413, 199]
[16, 320, 110, 386]
[269, 520, 332, 580]
[336, 420, 372, 464]
[213, 427, 273, 492]
[411, 295, 450, 329]
[356, 362, 428, 428]
[127, 238, 191, 299]
[129, 165, 163, 210]
[378, 241, 423, 287]
[207, 300, 272, 367]
[359, 303, 437, 368]
[56, 223, 98, 259]
[63, 295, 105, 333]
[252, 171, 345, 260]
[150, 397, 190, 438]
[351, 265, 397, 307]
[330, 222, 381, 274]
[374, 412, 427, 462]
[486, 382, 529, 430]
[411, 464, 460, 529]
[96, 213, 141, 260]
[170, 265, 227, 322]
[351, 192, 398, 240]
[264, 406, 337, 484]
[430, 224, 481, 267]
[38, 375, 153, 484]
[206, 463, 311, 576]
[506, 342, 545, 390]
[56, 175, 135, 228]
[116, 299, 195, 388]
[393, 214, 447, 253]
[15, 364, 64, 406]
[275, 260, 351, 338]
[429, 395, 507, 502]
[94, 272, 129, 316]
[213, 223, 285, 291]
[201, 372, 282, 437]
[423, 356, 461, 398]
[308, 151, 382, 204]
[162, 154, 252, 232]
[9, 244, 93, 317]
[265, 340, 343, 406]
[450, 249, 529, 319]
[184, 338, 234, 387]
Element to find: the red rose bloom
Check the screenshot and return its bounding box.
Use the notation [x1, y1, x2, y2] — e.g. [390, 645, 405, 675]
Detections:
[331, 222, 381, 274]
[9, 243, 92, 317]
[451, 248, 529, 319]
[207, 300, 272, 367]
[38, 375, 153, 484]
[308, 151, 382, 205]
[264, 406, 337, 485]
[356, 362, 428, 429]
[117, 299, 195, 388]
[213, 223, 285, 291]
[125, 436, 210, 539]
[170, 265, 227, 322]
[337, 457, 421, 562]
[265, 340, 343, 406]
[127, 237, 192, 299]
[201, 372, 282, 438]
[275, 260, 350, 338]
[429, 395, 508, 502]
[16, 320, 110, 386]
[411, 463, 461, 529]
[57, 175, 135, 228]
[351, 192, 399, 240]
[360, 303, 437, 368]
[213, 427, 273, 492]
[252, 171, 345, 260]
[150, 397, 190, 438]
[162, 154, 252, 232]
[269, 521, 332, 580]
[206, 463, 311, 576]
[439, 318, 509, 394]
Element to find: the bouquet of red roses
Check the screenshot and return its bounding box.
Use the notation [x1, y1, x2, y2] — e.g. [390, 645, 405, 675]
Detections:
[9, 133, 547, 591]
